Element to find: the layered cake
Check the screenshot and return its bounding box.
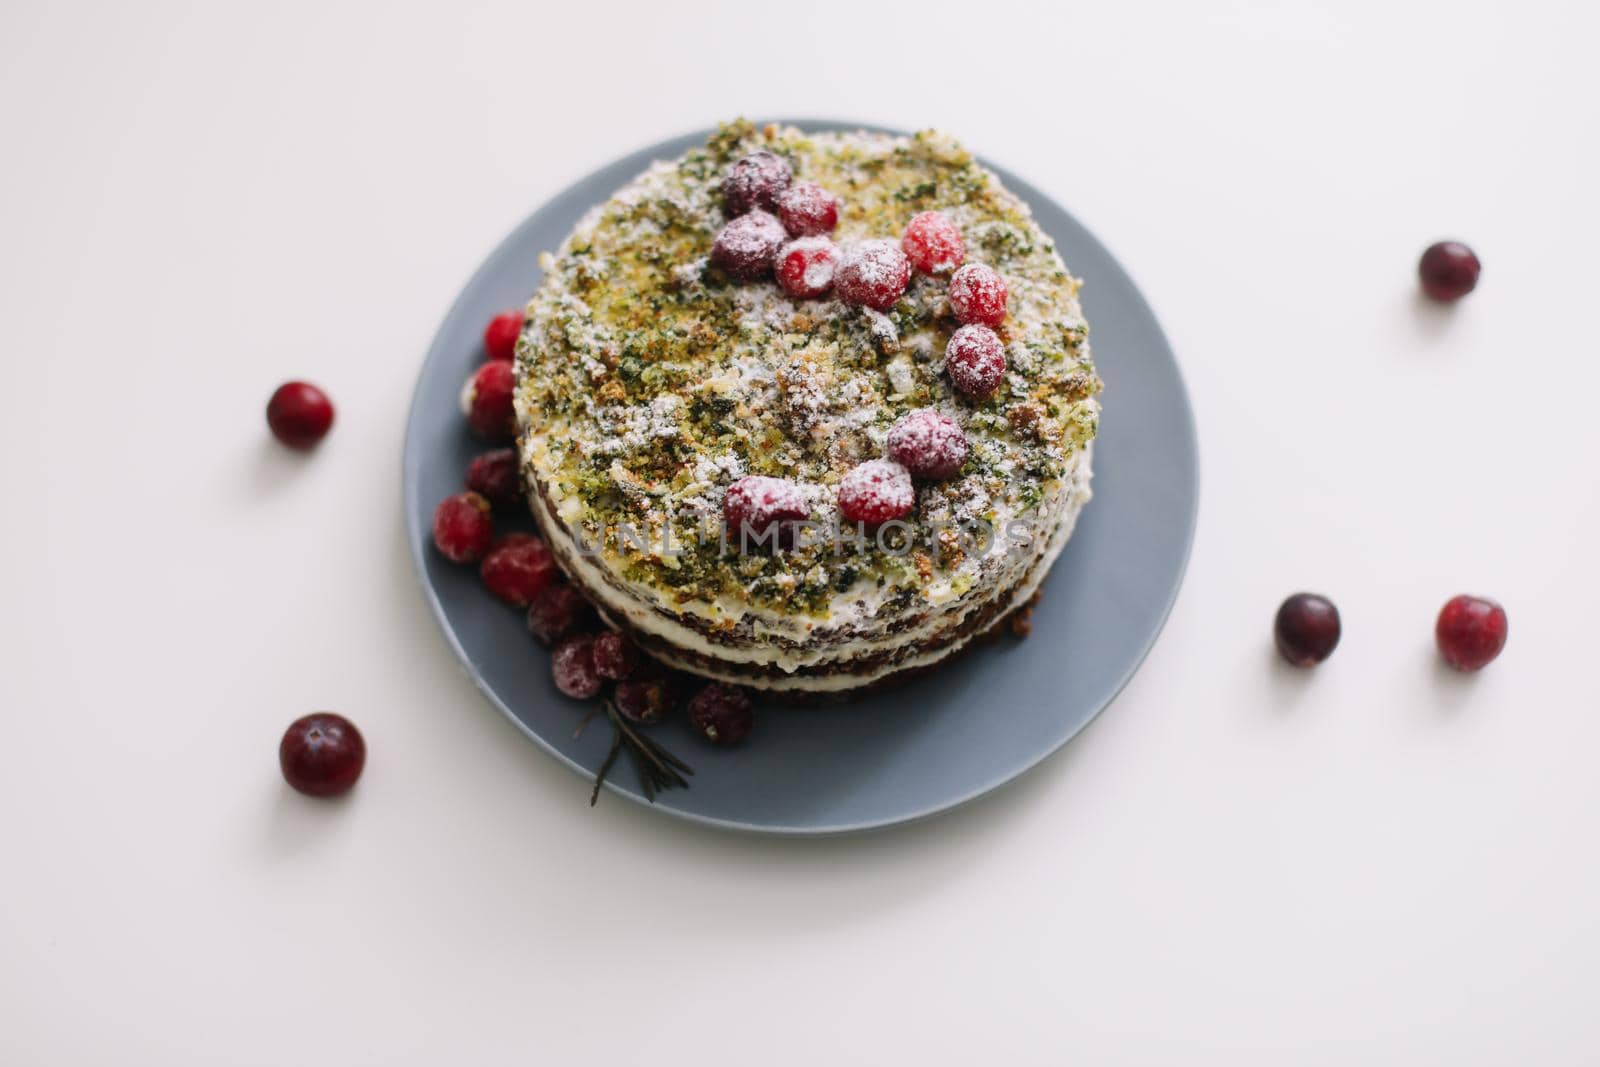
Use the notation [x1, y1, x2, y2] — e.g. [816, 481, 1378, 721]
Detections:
[512, 120, 1101, 697]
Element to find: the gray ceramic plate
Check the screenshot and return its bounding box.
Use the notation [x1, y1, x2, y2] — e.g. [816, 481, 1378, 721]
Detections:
[403, 121, 1198, 835]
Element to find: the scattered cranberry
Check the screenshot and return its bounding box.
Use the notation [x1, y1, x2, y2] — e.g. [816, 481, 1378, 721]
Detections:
[279, 713, 365, 798]
[551, 634, 602, 698]
[1273, 593, 1341, 667]
[1418, 241, 1481, 302]
[592, 630, 640, 681]
[886, 408, 969, 480]
[465, 448, 523, 511]
[479, 533, 556, 606]
[724, 475, 808, 538]
[482, 309, 524, 361]
[776, 181, 839, 236]
[775, 236, 839, 299]
[721, 151, 792, 216]
[614, 677, 672, 724]
[462, 360, 516, 442]
[948, 262, 1008, 327]
[837, 459, 915, 527]
[688, 684, 754, 746]
[944, 324, 1007, 400]
[901, 212, 965, 274]
[711, 210, 787, 281]
[527, 583, 596, 646]
[266, 381, 335, 449]
[835, 239, 912, 311]
[1436, 594, 1508, 671]
[432, 491, 494, 563]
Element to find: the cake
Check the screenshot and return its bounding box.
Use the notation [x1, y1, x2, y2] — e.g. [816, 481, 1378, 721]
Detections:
[512, 120, 1100, 697]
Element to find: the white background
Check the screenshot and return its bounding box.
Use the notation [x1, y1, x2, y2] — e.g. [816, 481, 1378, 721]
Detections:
[3, 0, 1598, 1063]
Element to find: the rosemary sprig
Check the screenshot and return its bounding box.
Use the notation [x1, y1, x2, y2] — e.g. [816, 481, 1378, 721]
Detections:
[588, 699, 695, 806]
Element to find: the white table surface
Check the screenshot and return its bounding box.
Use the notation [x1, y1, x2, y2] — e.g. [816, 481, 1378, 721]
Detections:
[4, 0, 1598, 1062]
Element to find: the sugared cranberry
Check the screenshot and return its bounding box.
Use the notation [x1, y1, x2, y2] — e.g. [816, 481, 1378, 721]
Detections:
[551, 634, 602, 699]
[948, 262, 1008, 327]
[837, 459, 915, 527]
[774, 237, 839, 299]
[835, 240, 912, 311]
[724, 475, 808, 540]
[592, 630, 640, 680]
[944, 324, 1007, 400]
[432, 491, 494, 563]
[461, 360, 516, 442]
[776, 181, 839, 236]
[1436, 594, 1508, 671]
[479, 533, 556, 606]
[465, 448, 523, 511]
[614, 677, 672, 724]
[721, 150, 792, 216]
[711, 210, 787, 281]
[266, 381, 335, 449]
[527, 583, 596, 646]
[483, 309, 524, 361]
[886, 408, 969, 480]
[1418, 241, 1481, 302]
[279, 713, 365, 798]
[688, 684, 754, 746]
[1274, 593, 1341, 667]
[901, 212, 965, 274]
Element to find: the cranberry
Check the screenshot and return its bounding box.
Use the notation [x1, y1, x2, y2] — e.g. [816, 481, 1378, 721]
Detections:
[837, 459, 915, 527]
[901, 212, 965, 274]
[266, 381, 335, 449]
[551, 634, 602, 699]
[711, 210, 787, 281]
[688, 684, 754, 746]
[776, 181, 839, 236]
[479, 533, 556, 606]
[465, 448, 523, 511]
[886, 408, 969, 480]
[724, 475, 808, 539]
[527, 583, 596, 646]
[948, 263, 1008, 327]
[279, 713, 365, 798]
[835, 239, 912, 311]
[1273, 593, 1341, 667]
[721, 150, 792, 216]
[1418, 241, 1481, 302]
[461, 360, 516, 442]
[432, 491, 494, 563]
[483, 309, 524, 361]
[592, 630, 640, 680]
[774, 236, 839, 299]
[944, 324, 1007, 400]
[614, 677, 672, 724]
[1436, 594, 1508, 671]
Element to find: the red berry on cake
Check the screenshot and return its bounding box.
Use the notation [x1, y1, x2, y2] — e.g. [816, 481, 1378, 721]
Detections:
[711, 210, 787, 281]
[774, 236, 840, 299]
[901, 212, 965, 274]
[776, 181, 839, 236]
[945, 324, 1007, 400]
[461, 360, 517, 442]
[1436, 594, 1508, 671]
[592, 630, 640, 681]
[432, 491, 495, 563]
[724, 475, 808, 538]
[688, 684, 754, 746]
[483, 309, 524, 361]
[479, 533, 556, 606]
[721, 150, 792, 216]
[266, 381, 335, 449]
[948, 262, 1008, 327]
[465, 448, 523, 511]
[551, 635, 603, 699]
[526, 583, 597, 646]
[837, 459, 915, 527]
[835, 239, 912, 311]
[886, 409, 970, 480]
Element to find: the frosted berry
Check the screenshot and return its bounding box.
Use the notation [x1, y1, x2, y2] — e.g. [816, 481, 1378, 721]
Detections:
[721, 151, 792, 216]
[724, 475, 808, 538]
[465, 448, 522, 511]
[948, 262, 1008, 327]
[483, 309, 524, 361]
[527, 583, 596, 646]
[886, 409, 969, 480]
[432, 492, 494, 563]
[1274, 593, 1341, 667]
[1436, 595, 1508, 671]
[461, 360, 516, 442]
[279, 713, 365, 798]
[837, 459, 914, 527]
[688, 685, 754, 746]
[945, 324, 1007, 400]
[592, 630, 640, 681]
[614, 677, 672, 724]
[551, 635, 602, 699]
[901, 212, 965, 274]
[479, 533, 556, 607]
[835, 240, 912, 311]
[774, 237, 839, 299]
[1418, 241, 1481, 302]
[711, 210, 786, 281]
[776, 181, 839, 236]
[266, 381, 335, 449]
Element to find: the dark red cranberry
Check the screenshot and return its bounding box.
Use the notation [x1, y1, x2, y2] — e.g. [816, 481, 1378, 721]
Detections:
[551, 634, 602, 699]
[479, 533, 556, 606]
[463, 361, 516, 442]
[592, 630, 640, 680]
[465, 448, 523, 511]
[432, 491, 494, 563]
[837, 459, 915, 527]
[279, 713, 365, 798]
[774, 237, 839, 299]
[483, 309, 524, 361]
[945, 324, 1007, 400]
[1418, 241, 1481, 302]
[614, 677, 672, 724]
[901, 212, 965, 274]
[776, 181, 839, 236]
[835, 239, 912, 311]
[721, 150, 792, 216]
[688, 684, 754, 746]
[723, 475, 808, 539]
[886, 408, 969, 480]
[1436, 594, 1507, 671]
[712, 210, 786, 281]
[1274, 593, 1341, 667]
[948, 262, 1008, 327]
[526, 583, 596, 646]
[266, 381, 335, 449]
